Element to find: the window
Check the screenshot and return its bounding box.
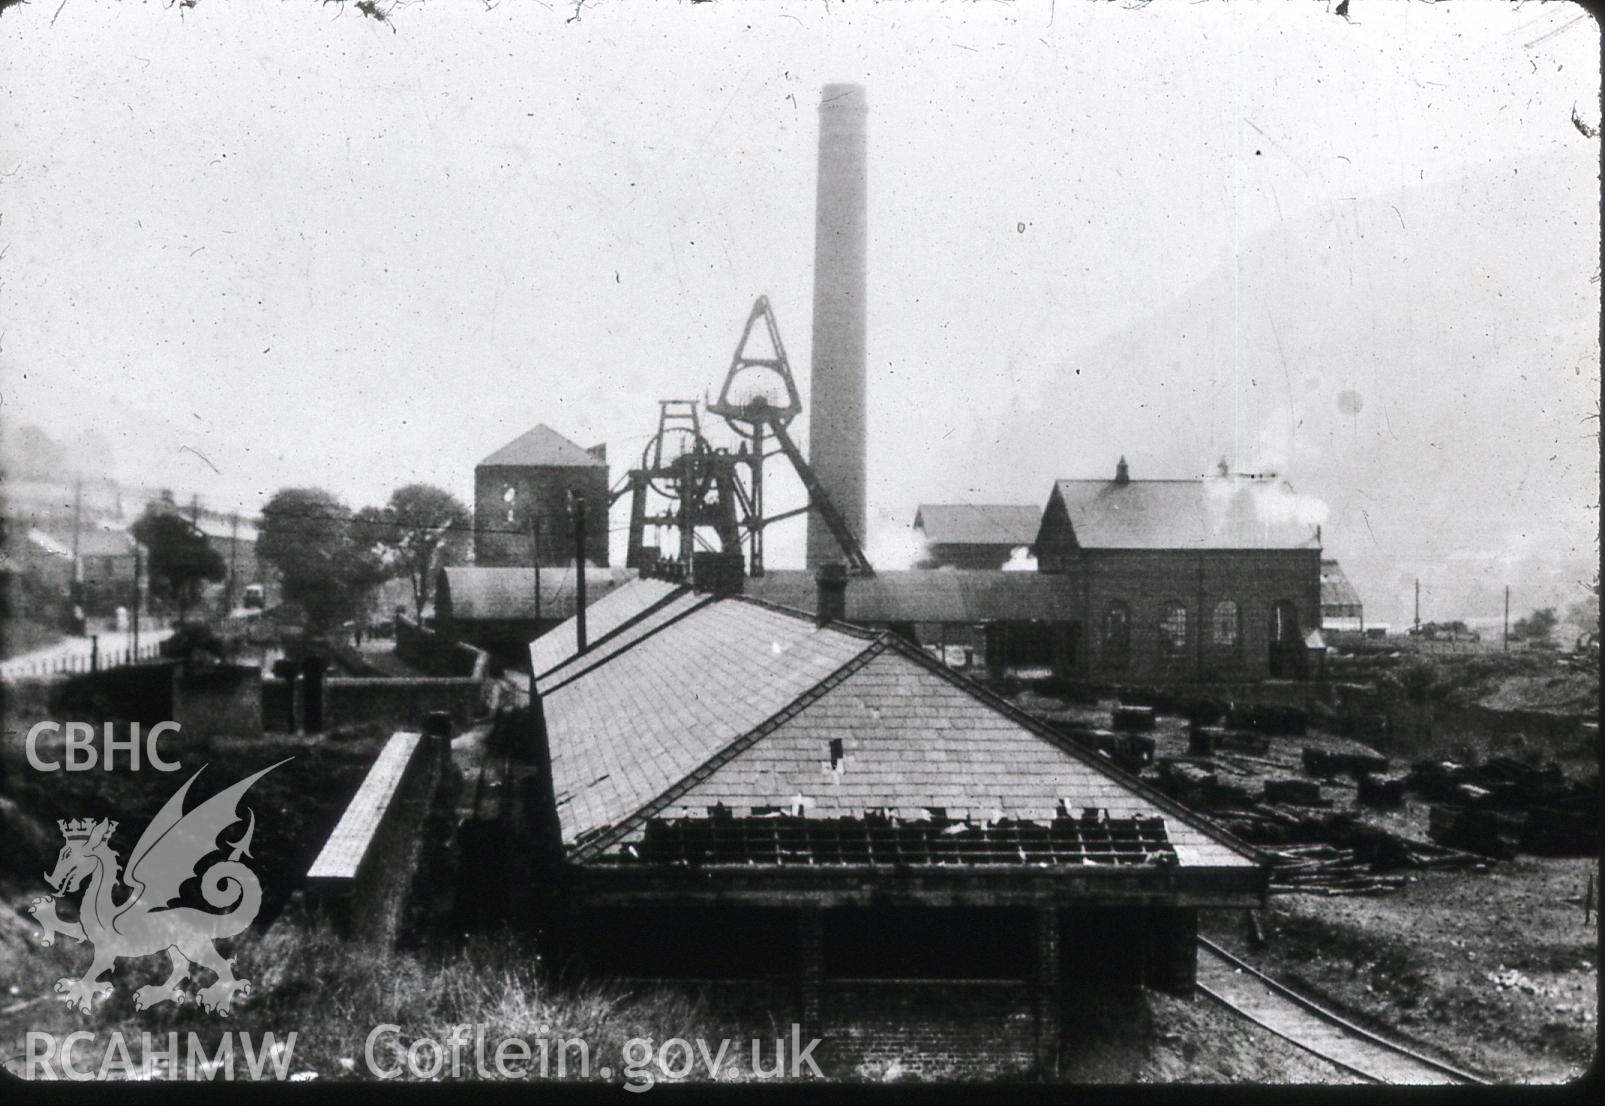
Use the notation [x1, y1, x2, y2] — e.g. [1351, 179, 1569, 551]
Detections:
[1158, 603, 1188, 657]
[1211, 600, 1241, 647]
[502, 485, 516, 524]
[1102, 601, 1131, 670]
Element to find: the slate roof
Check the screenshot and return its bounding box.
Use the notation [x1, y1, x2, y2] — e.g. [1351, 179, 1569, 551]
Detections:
[37, 526, 134, 558]
[542, 599, 872, 850]
[535, 588, 714, 698]
[308, 731, 420, 880]
[528, 575, 686, 680]
[744, 569, 1079, 623]
[438, 566, 634, 622]
[26, 528, 73, 559]
[1042, 477, 1322, 551]
[478, 424, 606, 469]
[538, 595, 1259, 870]
[1320, 559, 1363, 609]
[912, 504, 1041, 547]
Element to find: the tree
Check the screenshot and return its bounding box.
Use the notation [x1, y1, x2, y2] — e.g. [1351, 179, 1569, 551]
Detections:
[356, 484, 470, 620]
[130, 506, 225, 622]
[257, 488, 384, 634]
[1511, 607, 1559, 646]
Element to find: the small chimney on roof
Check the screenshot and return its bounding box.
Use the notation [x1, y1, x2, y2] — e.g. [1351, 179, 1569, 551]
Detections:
[692, 551, 745, 598]
[1115, 456, 1130, 485]
[815, 562, 848, 627]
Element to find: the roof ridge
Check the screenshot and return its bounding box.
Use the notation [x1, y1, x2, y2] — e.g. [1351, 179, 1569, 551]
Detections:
[875, 635, 1269, 865]
[727, 593, 883, 640]
[538, 592, 715, 697]
[570, 636, 890, 863]
[532, 583, 691, 683]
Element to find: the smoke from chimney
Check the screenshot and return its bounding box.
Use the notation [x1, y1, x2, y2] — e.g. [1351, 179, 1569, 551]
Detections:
[805, 83, 869, 570]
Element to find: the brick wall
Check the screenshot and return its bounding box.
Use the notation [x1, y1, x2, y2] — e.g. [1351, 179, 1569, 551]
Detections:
[307, 732, 447, 947]
[1054, 548, 1321, 682]
[819, 981, 1037, 1080]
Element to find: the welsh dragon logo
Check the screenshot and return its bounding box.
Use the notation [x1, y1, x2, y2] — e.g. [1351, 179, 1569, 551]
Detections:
[26, 760, 289, 1016]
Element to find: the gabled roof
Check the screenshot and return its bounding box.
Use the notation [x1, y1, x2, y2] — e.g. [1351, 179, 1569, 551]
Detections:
[745, 569, 1078, 623]
[56, 526, 135, 558]
[1040, 476, 1321, 551]
[538, 594, 1261, 871]
[438, 565, 633, 622]
[912, 504, 1041, 547]
[542, 599, 873, 851]
[528, 575, 687, 680]
[534, 589, 712, 698]
[26, 528, 73, 559]
[1320, 559, 1363, 608]
[478, 425, 606, 469]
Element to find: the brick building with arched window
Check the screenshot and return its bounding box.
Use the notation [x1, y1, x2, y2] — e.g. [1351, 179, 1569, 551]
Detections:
[1032, 458, 1323, 682]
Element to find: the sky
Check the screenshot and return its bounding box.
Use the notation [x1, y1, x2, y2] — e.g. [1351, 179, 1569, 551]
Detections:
[1, 0, 1599, 627]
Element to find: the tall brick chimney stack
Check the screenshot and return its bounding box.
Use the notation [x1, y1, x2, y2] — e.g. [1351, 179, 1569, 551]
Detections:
[805, 83, 869, 570]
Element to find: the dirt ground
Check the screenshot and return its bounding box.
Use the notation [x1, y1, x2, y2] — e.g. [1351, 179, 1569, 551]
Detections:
[1202, 855, 1598, 1084]
[1013, 668, 1599, 1085]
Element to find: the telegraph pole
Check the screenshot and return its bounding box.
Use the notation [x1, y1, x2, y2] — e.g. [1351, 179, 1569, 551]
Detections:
[573, 494, 588, 653]
[529, 515, 543, 622]
[71, 478, 83, 582]
[227, 513, 239, 612]
[131, 542, 142, 656]
[1504, 586, 1511, 653]
[1414, 578, 1420, 632]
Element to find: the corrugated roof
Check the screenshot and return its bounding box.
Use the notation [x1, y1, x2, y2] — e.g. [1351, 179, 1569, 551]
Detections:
[528, 575, 688, 682]
[439, 566, 634, 622]
[1320, 559, 1363, 608]
[539, 595, 1259, 870]
[913, 504, 1041, 547]
[478, 424, 605, 468]
[744, 569, 1079, 623]
[1044, 477, 1322, 550]
[307, 732, 421, 880]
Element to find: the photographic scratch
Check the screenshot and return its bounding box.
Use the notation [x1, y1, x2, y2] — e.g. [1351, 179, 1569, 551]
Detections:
[178, 446, 221, 475]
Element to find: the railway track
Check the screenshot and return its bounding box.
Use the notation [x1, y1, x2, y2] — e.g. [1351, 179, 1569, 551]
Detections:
[1196, 937, 1490, 1085]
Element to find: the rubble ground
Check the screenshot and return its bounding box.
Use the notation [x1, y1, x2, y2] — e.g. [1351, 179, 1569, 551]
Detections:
[1201, 855, 1598, 1084]
[1010, 670, 1598, 1086]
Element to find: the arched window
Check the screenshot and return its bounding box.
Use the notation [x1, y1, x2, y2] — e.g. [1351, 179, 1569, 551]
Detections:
[1211, 600, 1241, 647]
[1102, 601, 1131, 671]
[502, 485, 517, 524]
[1158, 603, 1188, 658]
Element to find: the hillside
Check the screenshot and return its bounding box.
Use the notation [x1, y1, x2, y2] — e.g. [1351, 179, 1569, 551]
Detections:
[965, 150, 1599, 628]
